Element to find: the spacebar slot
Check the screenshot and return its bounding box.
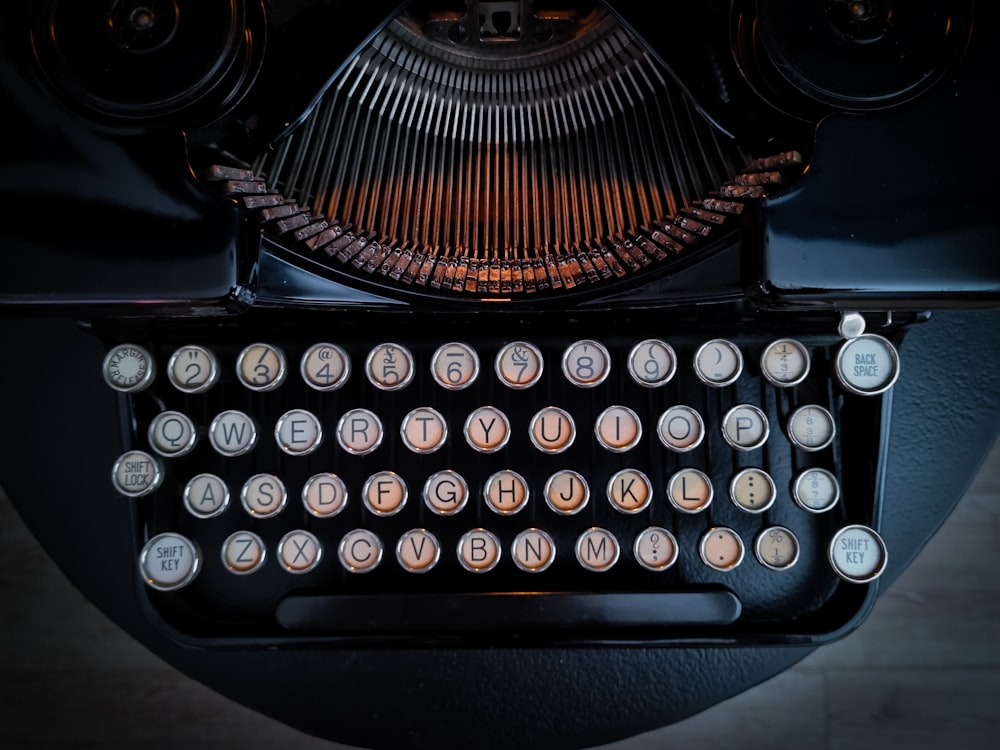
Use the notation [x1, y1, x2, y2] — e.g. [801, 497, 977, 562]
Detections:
[276, 590, 742, 631]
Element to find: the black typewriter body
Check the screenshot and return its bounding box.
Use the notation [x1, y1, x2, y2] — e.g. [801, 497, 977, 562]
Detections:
[2, 2, 999, 748]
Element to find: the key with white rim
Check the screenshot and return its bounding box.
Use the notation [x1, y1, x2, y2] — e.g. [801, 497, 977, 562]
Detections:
[627, 338, 677, 387]
[365, 343, 415, 391]
[835, 333, 900, 396]
[457, 528, 502, 573]
[431, 342, 480, 390]
[396, 529, 441, 573]
[278, 530, 323, 574]
[656, 405, 705, 452]
[148, 411, 197, 458]
[166, 345, 219, 393]
[786, 405, 836, 452]
[240, 473, 287, 518]
[760, 338, 810, 387]
[423, 470, 470, 516]
[634, 527, 679, 572]
[221, 531, 266, 575]
[302, 473, 348, 518]
[338, 529, 383, 573]
[208, 410, 258, 457]
[694, 338, 743, 387]
[112, 450, 162, 497]
[700, 527, 745, 571]
[721, 404, 769, 451]
[495, 341, 543, 389]
[300, 342, 350, 391]
[511, 529, 556, 573]
[274, 408, 323, 456]
[792, 468, 840, 513]
[575, 527, 620, 572]
[183, 473, 229, 519]
[236, 343, 287, 392]
[755, 526, 800, 571]
[139, 532, 200, 591]
[829, 525, 888, 583]
[103, 343, 155, 393]
[561, 339, 611, 387]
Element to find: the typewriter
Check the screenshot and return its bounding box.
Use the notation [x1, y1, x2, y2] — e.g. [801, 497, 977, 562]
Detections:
[2, 0, 999, 747]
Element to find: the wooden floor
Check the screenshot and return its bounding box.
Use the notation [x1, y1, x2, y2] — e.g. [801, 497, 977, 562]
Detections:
[2, 438, 998, 750]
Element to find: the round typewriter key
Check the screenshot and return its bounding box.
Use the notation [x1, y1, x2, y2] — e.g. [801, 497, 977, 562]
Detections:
[495, 341, 543, 389]
[431, 342, 480, 390]
[760, 338, 810, 387]
[457, 528, 502, 573]
[835, 333, 900, 396]
[240, 473, 287, 519]
[829, 525, 888, 583]
[221, 531, 266, 575]
[423, 470, 470, 516]
[278, 530, 323, 574]
[607, 468, 652, 514]
[236, 343, 287, 392]
[401, 407, 448, 453]
[729, 468, 777, 513]
[338, 529, 383, 574]
[595, 405, 642, 452]
[667, 468, 713, 513]
[139, 533, 200, 591]
[464, 405, 510, 453]
[484, 470, 529, 515]
[396, 529, 441, 573]
[302, 473, 348, 518]
[656, 405, 705, 452]
[275, 408, 323, 456]
[628, 338, 677, 387]
[208, 409, 258, 457]
[363, 470, 408, 516]
[786, 404, 836, 452]
[111, 449, 162, 498]
[792, 468, 840, 513]
[336, 408, 383, 455]
[512, 529, 556, 573]
[543, 469, 590, 515]
[300, 342, 350, 391]
[103, 343, 155, 393]
[755, 526, 800, 571]
[365, 343, 414, 391]
[148, 411, 197, 458]
[183, 473, 230, 519]
[575, 528, 620, 572]
[529, 406, 576, 454]
[634, 527, 679, 572]
[562, 339, 611, 388]
[721, 404, 769, 451]
[166, 345, 218, 394]
[694, 338, 743, 387]
[700, 527, 745, 571]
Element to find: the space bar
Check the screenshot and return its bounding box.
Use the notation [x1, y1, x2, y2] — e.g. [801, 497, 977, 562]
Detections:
[276, 590, 742, 631]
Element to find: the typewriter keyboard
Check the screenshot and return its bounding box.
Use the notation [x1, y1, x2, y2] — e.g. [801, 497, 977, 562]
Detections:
[100, 315, 898, 644]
